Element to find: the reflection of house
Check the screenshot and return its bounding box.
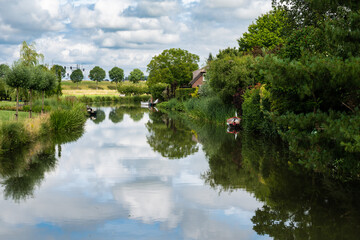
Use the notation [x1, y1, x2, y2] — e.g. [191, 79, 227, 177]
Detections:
[190, 68, 206, 88]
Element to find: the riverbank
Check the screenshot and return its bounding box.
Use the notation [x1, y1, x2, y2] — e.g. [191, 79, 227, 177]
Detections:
[0, 98, 87, 152]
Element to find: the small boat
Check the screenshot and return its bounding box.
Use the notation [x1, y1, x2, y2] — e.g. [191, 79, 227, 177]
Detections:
[227, 116, 241, 126]
[86, 106, 97, 116]
[141, 99, 158, 107]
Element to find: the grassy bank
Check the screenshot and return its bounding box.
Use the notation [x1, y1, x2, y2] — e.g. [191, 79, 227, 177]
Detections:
[0, 98, 87, 152]
[157, 96, 236, 125]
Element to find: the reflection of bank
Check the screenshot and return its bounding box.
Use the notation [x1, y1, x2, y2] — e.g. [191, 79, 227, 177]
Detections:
[0, 127, 85, 202]
[146, 112, 199, 159]
[201, 129, 360, 240]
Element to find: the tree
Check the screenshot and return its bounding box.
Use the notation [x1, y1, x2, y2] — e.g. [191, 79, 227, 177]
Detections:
[5, 64, 31, 120]
[129, 68, 144, 84]
[109, 67, 124, 87]
[0, 64, 10, 78]
[19, 41, 44, 67]
[70, 69, 84, 87]
[238, 9, 290, 52]
[0, 64, 11, 100]
[51, 65, 65, 96]
[272, 0, 360, 28]
[28, 66, 44, 118]
[89, 66, 105, 90]
[147, 48, 199, 97]
[37, 70, 57, 113]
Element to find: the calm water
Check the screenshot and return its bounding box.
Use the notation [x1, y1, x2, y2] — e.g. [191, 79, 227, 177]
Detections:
[0, 106, 359, 240]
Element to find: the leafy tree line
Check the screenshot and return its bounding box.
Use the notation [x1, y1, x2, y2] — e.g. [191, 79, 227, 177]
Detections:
[146, 2, 360, 181]
[209, 2, 360, 181]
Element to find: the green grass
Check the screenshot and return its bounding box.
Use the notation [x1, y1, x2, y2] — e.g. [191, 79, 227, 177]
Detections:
[0, 101, 16, 108]
[0, 110, 32, 122]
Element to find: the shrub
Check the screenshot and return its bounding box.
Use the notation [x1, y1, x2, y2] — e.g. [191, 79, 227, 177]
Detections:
[148, 83, 168, 101]
[49, 103, 86, 132]
[0, 122, 31, 150]
[175, 88, 196, 101]
[184, 96, 235, 124]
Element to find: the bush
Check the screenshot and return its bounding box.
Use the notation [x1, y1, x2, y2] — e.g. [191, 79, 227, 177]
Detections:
[49, 103, 86, 132]
[107, 85, 117, 90]
[149, 83, 168, 101]
[0, 122, 31, 150]
[183, 96, 235, 124]
[175, 88, 196, 101]
[275, 110, 360, 181]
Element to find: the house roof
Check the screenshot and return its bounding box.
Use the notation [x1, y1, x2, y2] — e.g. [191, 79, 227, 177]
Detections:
[190, 68, 206, 86]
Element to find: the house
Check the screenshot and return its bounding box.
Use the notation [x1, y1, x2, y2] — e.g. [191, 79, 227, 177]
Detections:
[190, 68, 206, 88]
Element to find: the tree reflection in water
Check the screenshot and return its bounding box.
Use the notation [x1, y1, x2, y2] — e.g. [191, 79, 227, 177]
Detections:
[196, 121, 360, 240]
[146, 111, 198, 159]
[0, 129, 85, 203]
[108, 106, 147, 124]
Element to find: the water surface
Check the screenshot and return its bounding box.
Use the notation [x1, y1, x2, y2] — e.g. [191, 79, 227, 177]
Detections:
[0, 106, 359, 239]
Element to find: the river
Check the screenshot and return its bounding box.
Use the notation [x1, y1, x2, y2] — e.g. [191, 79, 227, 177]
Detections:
[0, 106, 359, 239]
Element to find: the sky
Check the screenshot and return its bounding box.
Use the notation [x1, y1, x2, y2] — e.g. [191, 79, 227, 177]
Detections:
[0, 0, 272, 77]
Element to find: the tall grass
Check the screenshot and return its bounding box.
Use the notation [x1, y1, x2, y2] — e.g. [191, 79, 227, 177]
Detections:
[183, 96, 236, 124]
[0, 122, 31, 150]
[49, 103, 86, 132]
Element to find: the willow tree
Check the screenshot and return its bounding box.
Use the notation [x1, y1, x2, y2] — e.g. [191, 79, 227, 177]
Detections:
[19, 41, 44, 67]
[5, 64, 31, 120]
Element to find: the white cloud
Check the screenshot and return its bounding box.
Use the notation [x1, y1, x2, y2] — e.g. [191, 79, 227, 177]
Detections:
[0, 0, 273, 75]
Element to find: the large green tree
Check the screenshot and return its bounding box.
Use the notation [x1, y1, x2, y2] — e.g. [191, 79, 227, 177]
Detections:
[238, 9, 290, 52]
[5, 64, 31, 120]
[70, 69, 84, 87]
[109, 67, 124, 87]
[129, 68, 144, 84]
[147, 48, 199, 97]
[89, 66, 105, 90]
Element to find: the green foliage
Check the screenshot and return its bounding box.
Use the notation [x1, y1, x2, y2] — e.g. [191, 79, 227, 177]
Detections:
[238, 9, 290, 51]
[280, 25, 328, 59]
[274, 110, 360, 181]
[260, 54, 360, 114]
[89, 66, 106, 86]
[0, 122, 30, 150]
[5, 64, 31, 89]
[146, 112, 198, 159]
[325, 8, 360, 59]
[148, 82, 168, 101]
[207, 55, 256, 104]
[117, 82, 149, 96]
[175, 88, 195, 101]
[49, 103, 86, 132]
[147, 48, 199, 97]
[0, 64, 10, 78]
[129, 68, 144, 83]
[183, 96, 236, 124]
[158, 98, 185, 111]
[19, 41, 44, 66]
[109, 67, 124, 85]
[70, 69, 84, 85]
[242, 86, 276, 135]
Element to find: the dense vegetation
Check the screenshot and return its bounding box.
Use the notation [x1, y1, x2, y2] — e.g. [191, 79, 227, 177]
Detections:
[154, 2, 360, 181]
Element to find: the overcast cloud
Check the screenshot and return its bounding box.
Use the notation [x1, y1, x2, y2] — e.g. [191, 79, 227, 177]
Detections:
[0, 0, 272, 76]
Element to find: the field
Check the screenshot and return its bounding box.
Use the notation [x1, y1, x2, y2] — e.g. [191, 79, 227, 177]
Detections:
[62, 80, 119, 96]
